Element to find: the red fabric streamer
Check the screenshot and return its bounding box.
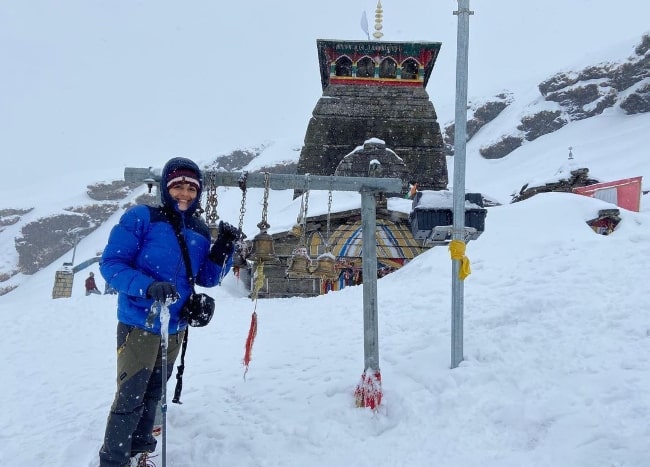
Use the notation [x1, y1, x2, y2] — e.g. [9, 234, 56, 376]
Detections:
[354, 369, 382, 410]
[243, 311, 258, 376]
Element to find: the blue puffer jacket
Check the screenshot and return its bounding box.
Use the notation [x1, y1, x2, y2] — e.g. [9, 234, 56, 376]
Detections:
[100, 157, 231, 334]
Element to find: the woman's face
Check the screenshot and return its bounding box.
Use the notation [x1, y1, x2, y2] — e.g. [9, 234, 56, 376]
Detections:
[168, 183, 198, 211]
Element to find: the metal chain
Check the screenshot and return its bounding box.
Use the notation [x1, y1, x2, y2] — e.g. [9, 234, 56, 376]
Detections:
[301, 175, 310, 247]
[257, 172, 270, 231]
[325, 176, 333, 252]
[204, 171, 219, 226]
[238, 171, 248, 232]
[296, 192, 305, 225]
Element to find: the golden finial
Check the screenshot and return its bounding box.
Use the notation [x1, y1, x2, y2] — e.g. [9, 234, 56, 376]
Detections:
[373, 0, 384, 40]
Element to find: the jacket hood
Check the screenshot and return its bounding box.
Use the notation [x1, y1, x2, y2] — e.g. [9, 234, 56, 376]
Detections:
[160, 157, 203, 215]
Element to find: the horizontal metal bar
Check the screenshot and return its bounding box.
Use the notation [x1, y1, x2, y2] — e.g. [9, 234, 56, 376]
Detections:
[124, 167, 402, 193]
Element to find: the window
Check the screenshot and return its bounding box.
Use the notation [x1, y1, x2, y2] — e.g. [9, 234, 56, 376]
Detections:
[379, 57, 397, 78]
[356, 57, 375, 78]
[335, 56, 353, 77]
[401, 58, 419, 80]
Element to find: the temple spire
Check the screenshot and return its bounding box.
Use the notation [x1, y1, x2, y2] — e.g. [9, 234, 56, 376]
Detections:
[373, 0, 384, 40]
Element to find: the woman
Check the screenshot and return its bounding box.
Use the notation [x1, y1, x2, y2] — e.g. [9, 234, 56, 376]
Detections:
[98, 157, 240, 467]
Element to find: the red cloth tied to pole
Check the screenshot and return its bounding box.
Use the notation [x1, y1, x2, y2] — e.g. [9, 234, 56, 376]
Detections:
[243, 311, 258, 377]
[354, 368, 382, 410]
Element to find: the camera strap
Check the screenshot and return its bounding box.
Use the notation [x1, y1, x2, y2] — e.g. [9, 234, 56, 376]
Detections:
[166, 209, 196, 404]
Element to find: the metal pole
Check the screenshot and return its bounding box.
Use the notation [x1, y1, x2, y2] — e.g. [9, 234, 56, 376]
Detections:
[159, 301, 170, 467]
[360, 189, 379, 372]
[71, 233, 78, 265]
[125, 168, 402, 193]
[161, 333, 167, 467]
[451, 0, 473, 369]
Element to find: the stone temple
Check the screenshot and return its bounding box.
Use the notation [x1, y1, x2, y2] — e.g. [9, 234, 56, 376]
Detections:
[296, 38, 448, 192]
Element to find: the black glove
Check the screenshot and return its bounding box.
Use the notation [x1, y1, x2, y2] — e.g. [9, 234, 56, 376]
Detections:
[146, 281, 178, 302]
[209, 221, 242, 265]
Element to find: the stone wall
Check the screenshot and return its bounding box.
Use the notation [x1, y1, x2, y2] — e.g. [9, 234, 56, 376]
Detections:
[297, 84, 448, 192]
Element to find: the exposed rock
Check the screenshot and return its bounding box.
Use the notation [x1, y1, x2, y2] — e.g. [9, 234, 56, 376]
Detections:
[14, 203, 119, 275]
[66, 203, 120, 221]
[87, 181, 141, 201]
[256, 163, 298, 174]
[620, 83, 650, 114]
[0, 284, 18, 296]
[206, 148, 264, 171]
[443, 96, 511, 155]
[538, 72, 581, 96]
[479, 135, 524, 160]
[610, 58, 650, 92]
[0, 208, 32, 230]
[16, 214, 93, 274]
[511, 167, 600, 203]
[517, 110, 568, 141]
[635, 34, 650, 55]
[130, 193, 159, 207]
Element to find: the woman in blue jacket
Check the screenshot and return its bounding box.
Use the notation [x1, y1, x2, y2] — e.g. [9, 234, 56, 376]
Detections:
[98, 157, 240, 467]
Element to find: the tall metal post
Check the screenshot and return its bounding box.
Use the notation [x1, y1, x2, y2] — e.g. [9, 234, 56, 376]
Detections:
[451, 0, 473, 369]
[360, 189, 379, 371]
[68, 228, 82, 266]
[71, 233, 78, 266]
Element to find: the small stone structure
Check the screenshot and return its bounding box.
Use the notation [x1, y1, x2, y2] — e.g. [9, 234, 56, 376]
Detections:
[52, 263, 74, 299]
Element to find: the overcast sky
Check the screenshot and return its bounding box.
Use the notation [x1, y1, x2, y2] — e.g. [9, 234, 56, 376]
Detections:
[2, 0, 649, 192]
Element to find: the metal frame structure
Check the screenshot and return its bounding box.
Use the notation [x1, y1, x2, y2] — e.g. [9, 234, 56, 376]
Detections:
[124, 168, 402, 379]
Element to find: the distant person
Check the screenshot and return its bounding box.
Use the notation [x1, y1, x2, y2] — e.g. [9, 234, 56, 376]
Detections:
[97, 157, 241, 467]
[405, 181, 418, 199]
[85, 272, 101, 296]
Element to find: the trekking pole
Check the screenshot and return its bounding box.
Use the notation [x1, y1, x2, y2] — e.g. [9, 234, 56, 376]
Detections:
[158, 300, 171, 467]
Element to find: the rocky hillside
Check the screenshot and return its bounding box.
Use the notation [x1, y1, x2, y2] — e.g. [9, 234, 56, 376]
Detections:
[443, 33, 649, 159]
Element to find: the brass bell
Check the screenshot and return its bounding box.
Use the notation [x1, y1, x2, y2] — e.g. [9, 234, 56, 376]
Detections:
[290, 223, 304, 238]
[286, 253, 313, 278]
[250, 230, 278, 263]
[313, 254, 339, 280]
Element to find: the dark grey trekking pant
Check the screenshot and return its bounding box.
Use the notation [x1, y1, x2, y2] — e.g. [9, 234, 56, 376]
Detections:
[99, 323, 185, 467]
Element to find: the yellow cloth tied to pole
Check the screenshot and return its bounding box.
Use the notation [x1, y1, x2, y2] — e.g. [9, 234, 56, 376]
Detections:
[448, 239, 471, 280]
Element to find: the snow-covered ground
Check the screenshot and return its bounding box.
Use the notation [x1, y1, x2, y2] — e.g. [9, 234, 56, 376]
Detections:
[2, 1, 650, 465]
[2, 186, 650, 466]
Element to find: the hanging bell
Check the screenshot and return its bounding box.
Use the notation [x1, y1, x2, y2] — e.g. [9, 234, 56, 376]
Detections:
[250, 230, 278, 263]
[313, 254, 340, 280]
[286, 250, 313, 278]
[290, 223, 304, 238]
